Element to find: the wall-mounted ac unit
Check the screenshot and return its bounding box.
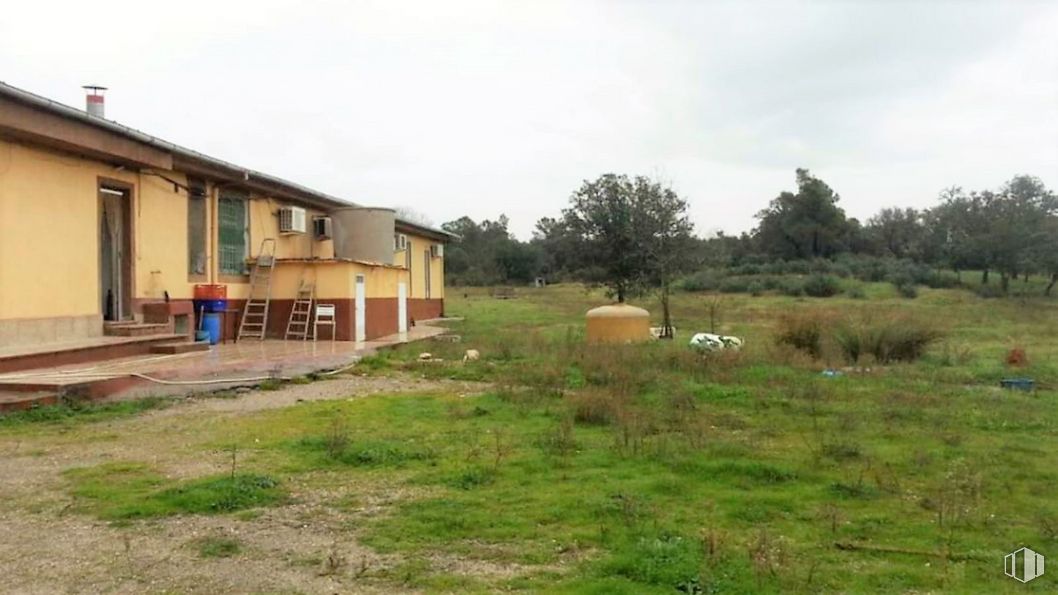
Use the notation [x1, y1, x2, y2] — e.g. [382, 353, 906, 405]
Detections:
[430, 243, 444, 258]
[279, 206, 307, 234]
[394, 233, 408, 251]
[313, 216, 332, 240]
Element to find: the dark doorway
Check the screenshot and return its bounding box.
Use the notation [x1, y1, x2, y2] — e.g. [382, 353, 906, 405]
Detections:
[99, 183, 132, 321]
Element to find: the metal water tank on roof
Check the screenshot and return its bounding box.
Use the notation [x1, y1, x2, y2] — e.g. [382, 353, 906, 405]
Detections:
[585, 304, 652, 344]
[331, 207, 396, 264]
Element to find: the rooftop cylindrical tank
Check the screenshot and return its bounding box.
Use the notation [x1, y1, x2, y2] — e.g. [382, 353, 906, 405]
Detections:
[585, 304, 651, 344]
[331, 207, 396, 264]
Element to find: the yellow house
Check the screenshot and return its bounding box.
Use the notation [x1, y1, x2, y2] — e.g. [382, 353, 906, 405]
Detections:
[0, 82, 449, 348]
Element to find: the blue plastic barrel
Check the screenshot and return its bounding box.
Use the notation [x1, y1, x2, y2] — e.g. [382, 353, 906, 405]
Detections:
[203, 313, 222, 345]
[193, 299, 228, 314]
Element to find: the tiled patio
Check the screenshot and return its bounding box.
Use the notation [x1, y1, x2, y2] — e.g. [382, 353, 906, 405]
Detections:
[0, 323, 450, 410]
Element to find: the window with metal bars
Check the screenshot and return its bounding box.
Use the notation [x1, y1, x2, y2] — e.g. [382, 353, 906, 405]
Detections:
[218, 191, 249, 275]
[187, 178, 207, 276]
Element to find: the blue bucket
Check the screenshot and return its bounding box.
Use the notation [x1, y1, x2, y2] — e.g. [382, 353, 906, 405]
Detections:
[202, 313, 222, 345]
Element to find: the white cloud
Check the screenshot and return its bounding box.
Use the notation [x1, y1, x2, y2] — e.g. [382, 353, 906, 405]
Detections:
[2, 0, 1054, 238]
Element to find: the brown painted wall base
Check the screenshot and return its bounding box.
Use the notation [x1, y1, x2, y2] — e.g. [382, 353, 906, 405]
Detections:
[226, 297, 402, 342]
[409, 299, 444, 324]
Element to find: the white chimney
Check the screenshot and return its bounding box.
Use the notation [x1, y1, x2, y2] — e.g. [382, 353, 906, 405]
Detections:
[82, 85, 107, 118]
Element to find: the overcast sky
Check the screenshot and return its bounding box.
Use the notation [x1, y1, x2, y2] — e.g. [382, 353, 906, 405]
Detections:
[3, 1, 1056, 238]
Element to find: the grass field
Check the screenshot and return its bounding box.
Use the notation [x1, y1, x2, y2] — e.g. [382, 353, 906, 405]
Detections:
[5, 283, 1058, 592]
[346, 284, 1058, 592]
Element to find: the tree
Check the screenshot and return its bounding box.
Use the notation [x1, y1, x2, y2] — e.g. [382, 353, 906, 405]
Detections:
[1033, 216, 1058, 296]
[754, 169, 853, 259]
[561, 174, 694, 315]
[985, 176, 1058, 292]
[925, 188, 991, 282]
[440, 215, 542, 286]
[637, 183, 695, 338]
[866, 207, 925, 259]
[531, 216, 580, 281]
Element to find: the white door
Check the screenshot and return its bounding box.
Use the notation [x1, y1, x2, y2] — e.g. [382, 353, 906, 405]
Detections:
[355, 274, 366, 342]
[398, 282, 408, 333]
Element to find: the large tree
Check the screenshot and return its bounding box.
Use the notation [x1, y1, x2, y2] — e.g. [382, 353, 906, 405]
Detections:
[754, 169, 853, 259]
[561, 174, 694, 310]
[985, 175, 1058, 291]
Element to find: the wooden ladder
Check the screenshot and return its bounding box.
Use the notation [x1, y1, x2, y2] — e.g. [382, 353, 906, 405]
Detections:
[236, 238, 276, 341]
[284, 281, 315, 340]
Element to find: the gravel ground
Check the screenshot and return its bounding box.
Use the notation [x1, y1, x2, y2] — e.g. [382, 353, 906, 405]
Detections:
[0, 373, 489, 594]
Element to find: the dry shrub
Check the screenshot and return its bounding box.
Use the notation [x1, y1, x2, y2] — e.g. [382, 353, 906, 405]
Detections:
[780, 311, 942, 364]
[763, 342, 817, 368]
[837, 315, 941, 364]
[538, 414, 577, 458]
[1006, 346, 1029, 367]
[612, 406, 658, 456]
[568, 389, 624, 426]
[662, 392, 711, 450]
[775, 313, 825, 358]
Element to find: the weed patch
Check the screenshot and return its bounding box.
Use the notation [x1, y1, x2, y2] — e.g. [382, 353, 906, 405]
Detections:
[191, 535, 242, 558]
[64, 463, 284, 519]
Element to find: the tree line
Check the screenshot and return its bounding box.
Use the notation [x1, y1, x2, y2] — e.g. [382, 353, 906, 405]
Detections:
[442, 169, 1058, 297]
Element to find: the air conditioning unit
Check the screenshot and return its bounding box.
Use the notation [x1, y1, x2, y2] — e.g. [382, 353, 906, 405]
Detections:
[278, 206, 307, 234]
[430, 243, 444, 258]
[313, 216, 332, 240]
[394, 233, 408, 251]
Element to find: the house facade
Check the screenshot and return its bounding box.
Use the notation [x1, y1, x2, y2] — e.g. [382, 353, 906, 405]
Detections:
[0, 82, 448, 348]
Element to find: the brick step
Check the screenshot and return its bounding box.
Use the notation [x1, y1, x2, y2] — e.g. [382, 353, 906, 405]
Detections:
[104, 323, 170, 337]
[0, 390, 59, 413]
[149, 341, 210, 355]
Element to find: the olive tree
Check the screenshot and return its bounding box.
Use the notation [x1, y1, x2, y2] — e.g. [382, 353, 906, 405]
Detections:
[562, 174, 694, 335]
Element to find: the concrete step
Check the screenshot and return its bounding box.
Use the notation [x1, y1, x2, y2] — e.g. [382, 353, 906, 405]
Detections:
[149, 341, 210, 355]
[0, 334, 184, 374]
[104, 323, 170, 337]
[0, 390, 59, 413]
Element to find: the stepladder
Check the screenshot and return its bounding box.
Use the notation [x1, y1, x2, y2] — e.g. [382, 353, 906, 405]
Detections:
[236, 238, 276, 341]
[284, 281, 315, 340]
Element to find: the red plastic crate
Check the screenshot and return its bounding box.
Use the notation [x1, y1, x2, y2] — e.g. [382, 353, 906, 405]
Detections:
[193, 284, 227, 300]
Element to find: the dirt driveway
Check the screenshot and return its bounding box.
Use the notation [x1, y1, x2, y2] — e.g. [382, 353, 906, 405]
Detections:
[0, 373, 487, 594]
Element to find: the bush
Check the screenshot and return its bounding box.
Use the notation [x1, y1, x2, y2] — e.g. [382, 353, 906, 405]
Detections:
[748, 281, 764, 296]
[719, 276, 753, 293]
[779, 278, 804, 297]
[776, 314, 823, 358]
[680, 271, 721, 292]
[896, 283, 918, 299]
[569, 389, 622, 425]
[803, 274, 842, 298]
[835, 316, 942, 364]
[845, 283, 867, 299]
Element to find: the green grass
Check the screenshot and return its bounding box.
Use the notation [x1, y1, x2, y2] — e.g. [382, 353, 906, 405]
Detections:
[0, 397, 172, 429]
[31, 284, 1058, 591]
[64, 462, 285, 520]
[242, 284, 1058, 591]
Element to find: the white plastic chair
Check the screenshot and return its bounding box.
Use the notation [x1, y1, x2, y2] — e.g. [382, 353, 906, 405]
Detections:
[313, 304, 337, 342]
